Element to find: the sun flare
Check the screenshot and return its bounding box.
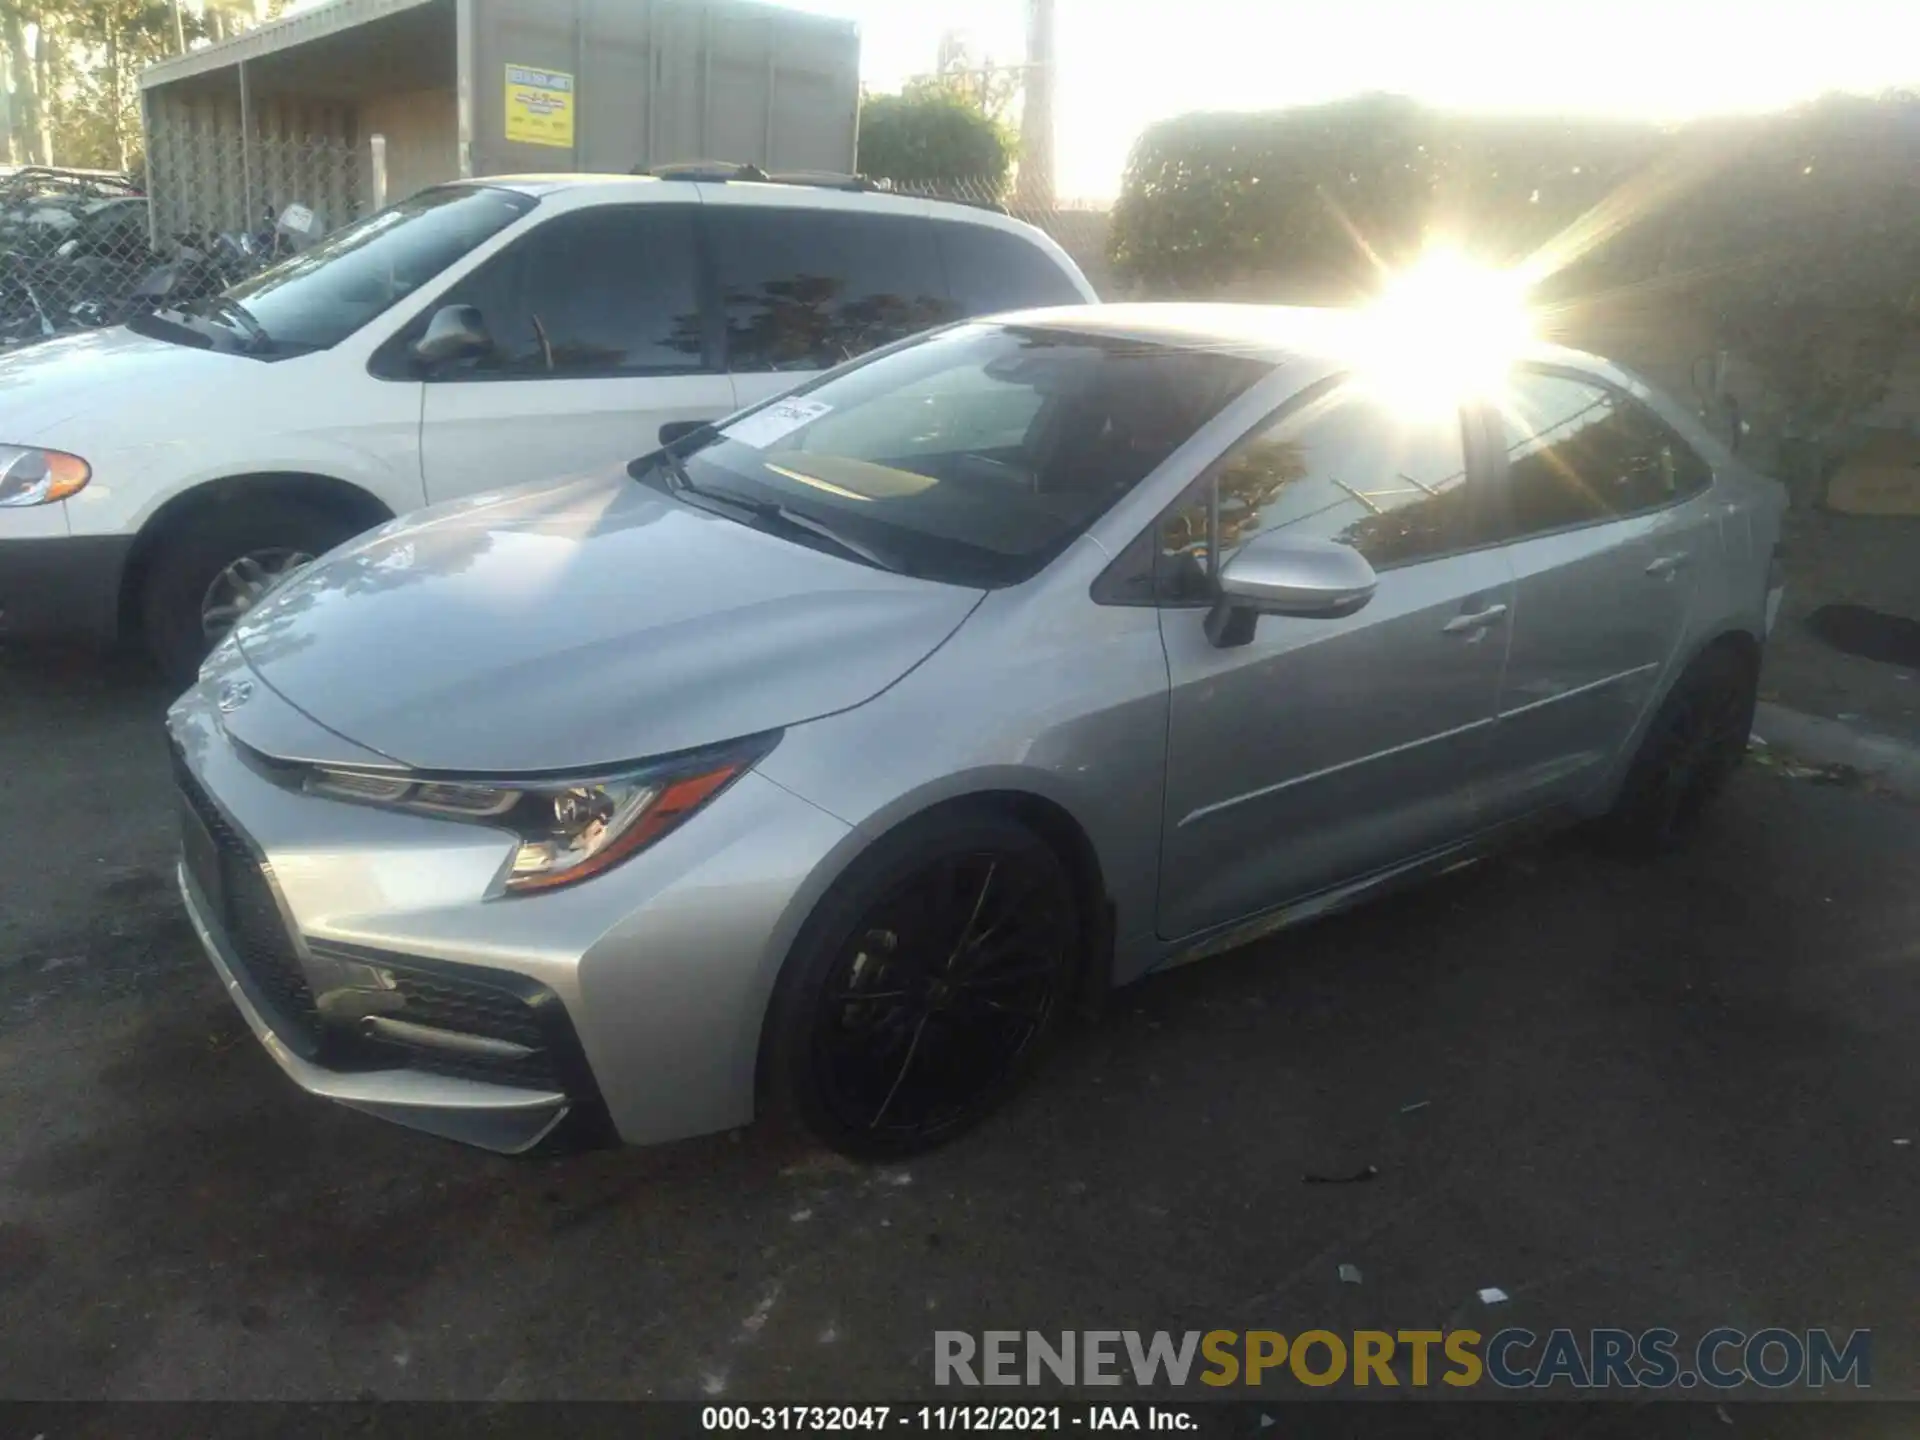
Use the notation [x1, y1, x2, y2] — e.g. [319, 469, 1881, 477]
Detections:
[1355, 248, 1536, 415]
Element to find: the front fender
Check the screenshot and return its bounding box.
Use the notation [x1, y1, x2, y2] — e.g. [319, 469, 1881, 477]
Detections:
[52, 371, 425, 536]
[754, 595, 1173, 989]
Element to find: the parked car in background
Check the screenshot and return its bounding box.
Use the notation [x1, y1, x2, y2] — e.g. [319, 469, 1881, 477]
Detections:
[0, 172, 1095, 680]
[0, 166, 143, 261]
[167, 304, 1787, 1160]
[0, 195, 153, 339]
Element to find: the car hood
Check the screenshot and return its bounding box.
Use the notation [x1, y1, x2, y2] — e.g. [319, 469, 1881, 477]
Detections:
[233, 472, 986, 774]
[0, 324, 233, 441]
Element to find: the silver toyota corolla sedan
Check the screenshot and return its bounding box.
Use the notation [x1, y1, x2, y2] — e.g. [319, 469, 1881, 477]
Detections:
[168, 304, 1787, 1159]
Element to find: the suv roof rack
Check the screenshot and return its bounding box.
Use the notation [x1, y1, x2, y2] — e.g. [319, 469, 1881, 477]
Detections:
[641, 161, 769, 182]
[765, 169, 891, 193]
[637, 161, 892, 193]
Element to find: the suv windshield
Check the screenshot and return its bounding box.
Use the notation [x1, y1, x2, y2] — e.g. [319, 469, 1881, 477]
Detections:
[647, 323, 1271, 587]
[219, 185, 535, 352]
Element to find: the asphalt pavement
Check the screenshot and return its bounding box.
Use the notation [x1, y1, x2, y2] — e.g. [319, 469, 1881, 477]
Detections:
[2, 648, 1917, 1409]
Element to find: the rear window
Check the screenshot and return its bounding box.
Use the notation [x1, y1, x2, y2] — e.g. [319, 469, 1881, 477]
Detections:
[936, 221, 1086, 315]
[708, 207, 954, 373]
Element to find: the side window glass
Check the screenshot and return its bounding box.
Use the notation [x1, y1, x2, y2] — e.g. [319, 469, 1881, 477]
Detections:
[936, 222, 1083, 314]
[438, 206, 706, 378]
[710, 209, 954, 373]
[1500, 373, 1713, 537]
[1156, 381, 1473, 599]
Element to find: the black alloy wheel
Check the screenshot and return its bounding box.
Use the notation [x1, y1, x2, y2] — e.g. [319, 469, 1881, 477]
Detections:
[770, 812, 1080, 1159]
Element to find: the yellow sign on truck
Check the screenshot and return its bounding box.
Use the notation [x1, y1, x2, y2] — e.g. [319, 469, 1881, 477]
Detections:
[505, 64, 574, 149]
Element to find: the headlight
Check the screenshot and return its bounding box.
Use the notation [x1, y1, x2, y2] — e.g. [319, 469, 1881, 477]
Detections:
[302, 733, 777, 894]
[0, 445, 89, 507]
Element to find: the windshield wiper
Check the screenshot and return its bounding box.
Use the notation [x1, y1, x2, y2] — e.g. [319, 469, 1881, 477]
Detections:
[724, 495, 900, 574]
[129, 308, 214, 349]
[641, 453, 898, 574]
[197, 295, 271, 350]
[641, 443, 698, 496]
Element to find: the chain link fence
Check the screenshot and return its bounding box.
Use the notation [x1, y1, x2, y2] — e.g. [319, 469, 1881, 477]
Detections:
[145, 123, 366, 254]
[0, 131, 365, 351]
[0, 166, 155, 346]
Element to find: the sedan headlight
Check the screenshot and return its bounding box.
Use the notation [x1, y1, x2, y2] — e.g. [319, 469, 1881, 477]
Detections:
[0, 445, 89, 507]
[302, 734, 778, 894]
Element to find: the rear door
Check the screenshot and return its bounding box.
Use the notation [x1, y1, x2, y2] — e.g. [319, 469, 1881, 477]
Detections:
[1477, 369, 1714, 822]
[702, 193, 958, 412]
[417, 202, 733, 501]
[1156, 381, 1513, 939]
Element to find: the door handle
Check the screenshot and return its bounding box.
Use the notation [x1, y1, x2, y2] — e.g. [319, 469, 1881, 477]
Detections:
[1645, 553, 1692, 577]
[1443, 603, 1509, 634]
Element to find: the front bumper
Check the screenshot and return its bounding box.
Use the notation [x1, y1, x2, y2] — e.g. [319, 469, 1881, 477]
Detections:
[167, 660, 854, 1151]
[178, 858, 575, 1153]
[0, 532, 132, 644]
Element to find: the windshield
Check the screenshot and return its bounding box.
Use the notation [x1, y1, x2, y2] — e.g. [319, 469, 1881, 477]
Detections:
[221, 185, 536, 352]
[653, 323, 1271, 586]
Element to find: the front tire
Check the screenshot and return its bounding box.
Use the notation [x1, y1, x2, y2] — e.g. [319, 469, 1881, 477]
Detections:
[141, 499, 360, 686]
[1600, 642, 1759, 855]
[766, 810, 1081, 1161]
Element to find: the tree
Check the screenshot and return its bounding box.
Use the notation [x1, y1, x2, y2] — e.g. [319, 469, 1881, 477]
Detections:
[1107, 92, 1920, 443]
[928, 32, 1022, 124]
[856, 84, 1015, 195]
[59, 0, 180, 170]
[0, 0, 286, 168]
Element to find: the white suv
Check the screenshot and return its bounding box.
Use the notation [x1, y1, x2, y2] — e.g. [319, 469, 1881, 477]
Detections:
[0, 172, 1096, 679]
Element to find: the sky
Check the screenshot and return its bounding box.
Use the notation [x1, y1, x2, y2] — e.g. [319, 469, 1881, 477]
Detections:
[779, 0, 1919, 197]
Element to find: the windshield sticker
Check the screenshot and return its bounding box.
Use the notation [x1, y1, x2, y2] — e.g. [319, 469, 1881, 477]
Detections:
[723, 399, 834, 449]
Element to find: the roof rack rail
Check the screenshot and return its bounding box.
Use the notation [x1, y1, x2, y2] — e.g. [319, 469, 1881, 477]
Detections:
[765, 169, 891, 193]
[640, 161, 768, 182]
[636, 160, 892, 193]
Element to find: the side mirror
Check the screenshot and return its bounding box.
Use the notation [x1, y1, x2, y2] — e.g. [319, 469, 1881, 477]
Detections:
[411, 304, 490, 367]
[1204, 533, 1378, 648]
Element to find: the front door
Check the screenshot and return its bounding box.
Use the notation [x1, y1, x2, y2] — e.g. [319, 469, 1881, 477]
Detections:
[1476, 370, 1711, 822]
[418, 202, 735, 502]
[1157, 384, 1512, 940]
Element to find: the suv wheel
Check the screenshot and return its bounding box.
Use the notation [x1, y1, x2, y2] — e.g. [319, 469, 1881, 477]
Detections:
[141, 499, 360, 685]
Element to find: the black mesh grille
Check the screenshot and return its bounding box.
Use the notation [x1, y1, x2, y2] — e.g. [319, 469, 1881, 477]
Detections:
[174, 747, 323, 1052]
[371, 967, 575, 1092]
[391, 970, 549, 1052]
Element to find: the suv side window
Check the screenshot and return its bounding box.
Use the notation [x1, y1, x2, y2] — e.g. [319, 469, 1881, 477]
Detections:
[434, 204, 707, 378]
[1155, 381, 1476, 601]
[1498, 372, 1713, 537]
[708, 207, 953, 373]
[935, 221, 1084, 313]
